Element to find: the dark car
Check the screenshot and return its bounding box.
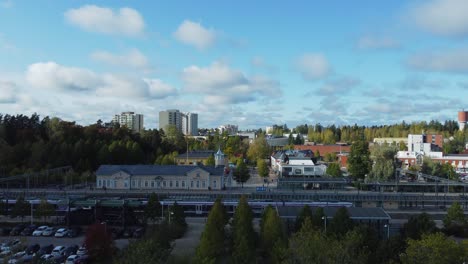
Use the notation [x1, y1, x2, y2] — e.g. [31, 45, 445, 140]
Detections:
[63, 245, 78, 256]
[75, 254, 89, 264]
[132, 227, 145, 238]
[122, 228, 134, 238]
[36, 244, 54, 257]
[110, 228, 124, 239]
[25, 243, 40, 255]
[20, 224, 38, 236]
[9, 224, 27, 236]
[67, 227, 82, 238]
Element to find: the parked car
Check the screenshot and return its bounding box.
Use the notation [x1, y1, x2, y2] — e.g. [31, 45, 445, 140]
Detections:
[67, 227, 82, 238]
[51, 246, 66, 257]
[65, 255, 80, 264]
[32, 226, 49, 236]
[76, 246, 87, 256]
[25, 244, 40, 255]
[39, 254, 54, 263]
[63, 245, 78, 257]
[132, 227, 145, 238]
[20, 225, 37, 236]
[54, 228, 68, 238]
[75, 255, 89, 264]
[41, 227, 56, 237]
[7, 251, 26, 264]
[36, 244, 54, 257]
[9, 224, 26, 236]
[53, 254, 67, 263]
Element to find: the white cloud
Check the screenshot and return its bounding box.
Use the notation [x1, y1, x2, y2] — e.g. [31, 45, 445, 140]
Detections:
[296, 53, 331, 80]
[356, 36, 400, 50]
[91, 49, 149, 69]
[407, 48, 468, 73]
[25, 61, 176, 100]
[411, 0, 468, 37]
[26, 62, 101, 91]
[0, 81, 16, 103]
[64, 5, 145, 36]
[173, 20, 216, 50]
[181, 61, 281, 104]
[318, 77, 360, 95]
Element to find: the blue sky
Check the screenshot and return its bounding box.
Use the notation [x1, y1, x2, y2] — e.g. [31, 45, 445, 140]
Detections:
[1, 0, 467, 129]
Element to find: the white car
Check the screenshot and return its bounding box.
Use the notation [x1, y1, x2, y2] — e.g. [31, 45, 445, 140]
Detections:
[76, 246, 87, 256]
[51, 246, 66, 257]
[65, 254, 80, 264]
[32, 226, 48, 236]
[40, 254, 54, 261]
[54, 228, 68, 238]
[7, 251, 26, 264]
[41, 227, 56, 237]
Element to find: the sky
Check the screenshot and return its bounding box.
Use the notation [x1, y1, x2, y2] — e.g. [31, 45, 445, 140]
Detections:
[1, 0, 468, 130]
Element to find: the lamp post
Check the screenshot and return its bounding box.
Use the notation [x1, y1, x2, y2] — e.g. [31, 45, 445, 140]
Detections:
[169, 210, 174, 225]
[322, 216, 327, 233]
[384, 224, 390, 239]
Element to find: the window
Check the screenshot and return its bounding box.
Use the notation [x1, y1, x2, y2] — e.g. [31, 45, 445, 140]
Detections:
[304, 167, 314, 172]
[202, 181, 206, 188]
[176, 181, 179, 187]
[132, 180, 136, 187]
[124, 180, 128, 188]
[151, 181, 155, 188]
[196, 181, 200, 188]
[163, 181, 166, 187]
[98, 179, 102, 187]
[191, 181, 194, 188]
[169, 181, 173, 187]
[144, 181, 148, 187]
[182, 181, 185, 187]
[213, 180, 217, 188]
[294, 169, 302, 175]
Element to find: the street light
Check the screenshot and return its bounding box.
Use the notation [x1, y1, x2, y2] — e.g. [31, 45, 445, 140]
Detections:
[322, 216, 327, 233]
[168, 210, 174, 225]
[384, 224, 390, 239]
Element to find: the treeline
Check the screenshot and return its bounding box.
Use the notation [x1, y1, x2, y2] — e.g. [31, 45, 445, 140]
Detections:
[194, 198, 468, 264]
[0, 114, 188, 177]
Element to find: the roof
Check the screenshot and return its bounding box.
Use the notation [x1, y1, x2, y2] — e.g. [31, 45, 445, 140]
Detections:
[96, 165, 225, 177]
[176, 150, 215, 159]
[277, 206, 391, 220]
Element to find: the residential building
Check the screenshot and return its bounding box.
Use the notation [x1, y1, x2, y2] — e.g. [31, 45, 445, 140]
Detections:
[112, 112, 143, 133]
[458, 110, 468, 131]
[182, 112, 198, 136]
[159, 109, 182, 131]
[218, 124, 238, 135]
[373, 137, 408, 146]
[271, 150, 326, 177]
[175, 150, 215, 165]
[96, 164, 230, 190]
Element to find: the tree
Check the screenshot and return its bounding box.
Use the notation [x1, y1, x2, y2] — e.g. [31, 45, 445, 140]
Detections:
[401, 233, 466, 264]
[403, 213, 437, 240]
[11, 196, 30, 222]
[247, 134, 270, 161]
[326, 163, 342, 177]
[257, 159, 269, 178]
[205, 154, 215, 166]
[84, 222, 115, 263]
[35, 198, 55, 223]
[295, 205, 313, 232]
[144, 193, 161, 224]
[444, 202, 466, 228]
[260, 205, 287, 263]
[233, 159, 250, 187]
[311, 207, 325, 230]
[328, 207, 354, 237]
[194, 199, 227, 264]
[369, 144, 398, 181]
[231, 196, 255, 264]
[347, 140, 371, 180]
[167, 201, 187, 239]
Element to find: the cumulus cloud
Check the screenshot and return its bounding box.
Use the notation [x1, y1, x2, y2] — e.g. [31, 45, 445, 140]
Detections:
[90, 49, 149, 69]
[0, 81, 16, 103]
[295, 53, 331, 80]
[407, 48, 468, 73]
[356, 35, 400, 50]
[26, 61, 176, 100]
[411, 0, 468, 37]
[64, 5, 145, 36]
[181, 61, 281, 104]
[173, 20, 216, 50]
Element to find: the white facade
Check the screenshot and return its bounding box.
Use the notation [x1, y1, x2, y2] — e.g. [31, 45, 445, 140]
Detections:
[182, 112, 198, 136]
[112, 112, 144, 133]
[159, 109, 182, 131]
[219, 124, 238, 135]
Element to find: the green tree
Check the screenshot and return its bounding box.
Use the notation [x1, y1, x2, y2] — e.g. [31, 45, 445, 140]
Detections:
[35, 198, 55, 223]
[11, 196, 30, 222]
[311, 207, 325, 230]
[144, 193, 161, 224]
[247, 134, 270, 161]
[443, 202, 466, 227]
[328, 207, 354, 237]
[231, 196, 255, 264]
[233, 159, 250, 187]
[369, 144, 398, 181]
[205, 154, 215, 166]
[347, 140, 371, 180]
[167, 201, 187, 239]
[326, 163, 342, 177]
[403, 213, 437, 240]
[194, 199, 227, 264]
[295, 205, 313, 232]
[260, 205, 287, 263]
[257, 159, 269, 178]
[401, 233, 466, 264]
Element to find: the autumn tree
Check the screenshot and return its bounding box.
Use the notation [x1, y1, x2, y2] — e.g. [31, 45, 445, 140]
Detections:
[231, 196, 256, 264]
[205, 154, 215, 166]
[257, 158, 269, 178]
[347, 140, 371, 180]
[443, 202, 466, 235]
[35, 198, 55, 222]
[194, 199, 227, 264]
[233, 159, 250, 187]
[369, 144, 398, 181]
[247, 134, 270, 161]
[401, 233, 466, 264]
[326, 163, 342, 177]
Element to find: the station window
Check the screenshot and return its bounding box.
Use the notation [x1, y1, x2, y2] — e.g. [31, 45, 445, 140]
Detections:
[176, 181, 179, 187]
[169, 181, 173, 187]
[202, 181, 206, 188]
[191, 181, 194, 188]
[213, 180, 217, 188]
[182, 181, 185, 187]
[196, 181, 200, 188]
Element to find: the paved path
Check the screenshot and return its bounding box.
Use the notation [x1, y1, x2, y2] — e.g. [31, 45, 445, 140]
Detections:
[171, 218, 205, 258]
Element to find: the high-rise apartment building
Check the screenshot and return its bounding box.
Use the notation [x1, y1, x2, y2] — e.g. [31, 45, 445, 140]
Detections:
[159, 109, 198, 135]
[219, 124, 238, 135]
[182, 112, 198, 136]
[112, 112, 144, 133]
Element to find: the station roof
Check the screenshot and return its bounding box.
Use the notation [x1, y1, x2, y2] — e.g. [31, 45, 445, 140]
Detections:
[277, 206, 391, 220]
